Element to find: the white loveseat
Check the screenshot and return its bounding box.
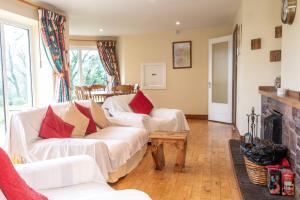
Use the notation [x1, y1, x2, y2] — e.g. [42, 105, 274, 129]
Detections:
[6, 101, 149, 183]
[102, 94, 190, 133]
[0, 155, 151, 200]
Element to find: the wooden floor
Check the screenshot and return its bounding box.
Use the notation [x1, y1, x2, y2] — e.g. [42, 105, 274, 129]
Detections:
[112, 120, 241, 200]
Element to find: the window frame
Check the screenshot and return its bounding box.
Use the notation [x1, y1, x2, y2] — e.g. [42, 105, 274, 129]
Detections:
[0, 20, 34, 131]
[70, 46, 105, 87]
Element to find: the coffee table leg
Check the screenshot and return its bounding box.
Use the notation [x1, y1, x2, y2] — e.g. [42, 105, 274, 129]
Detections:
[175, 141, 186, 172]
[151, 142, 165, 170]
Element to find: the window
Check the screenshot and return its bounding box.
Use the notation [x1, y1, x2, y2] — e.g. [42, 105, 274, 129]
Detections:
[0, 23, 33, 145]
[3, 24, 33, 109]
[70, 48, 107, 96]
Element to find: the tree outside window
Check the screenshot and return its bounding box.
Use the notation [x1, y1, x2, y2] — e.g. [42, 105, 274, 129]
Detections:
[70, 48, 107, 98]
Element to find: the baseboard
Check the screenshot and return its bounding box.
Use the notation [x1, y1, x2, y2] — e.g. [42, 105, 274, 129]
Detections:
[185, 114, 208, 120]
[232, 125, 243, 140]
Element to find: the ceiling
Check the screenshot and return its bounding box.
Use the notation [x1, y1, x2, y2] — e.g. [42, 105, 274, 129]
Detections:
[31, 0, 241, 36]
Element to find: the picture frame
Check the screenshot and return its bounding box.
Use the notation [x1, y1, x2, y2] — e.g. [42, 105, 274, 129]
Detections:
[172, 41, 192, 69]
[141, 63, 167, 90]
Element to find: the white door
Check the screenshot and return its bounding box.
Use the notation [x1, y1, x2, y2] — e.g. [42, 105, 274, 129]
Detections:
[208, 35, 233, 123]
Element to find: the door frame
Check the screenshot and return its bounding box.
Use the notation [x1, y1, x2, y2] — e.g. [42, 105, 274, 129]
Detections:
[208, 35, 233, 123]
[232, 25, 238, 128]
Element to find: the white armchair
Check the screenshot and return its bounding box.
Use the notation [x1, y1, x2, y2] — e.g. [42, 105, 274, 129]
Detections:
[103, 94, 190, 133]
[0, 155, 151, 200]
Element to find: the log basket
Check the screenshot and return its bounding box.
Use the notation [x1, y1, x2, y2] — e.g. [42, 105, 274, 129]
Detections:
[243, 156, 268, 186]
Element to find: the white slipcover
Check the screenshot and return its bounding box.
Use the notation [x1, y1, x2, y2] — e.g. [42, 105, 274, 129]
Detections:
[0, 155, 151, 200]
[103, 94, 190, 133]
[6, 101, 149, 180]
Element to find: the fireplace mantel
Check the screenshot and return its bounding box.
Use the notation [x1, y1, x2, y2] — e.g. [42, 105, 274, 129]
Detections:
[259, 86, 300, 109]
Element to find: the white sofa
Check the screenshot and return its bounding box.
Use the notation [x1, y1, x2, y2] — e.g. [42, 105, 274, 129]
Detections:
[6, 101, 149, 183]
[103, 94, 190, 133]
[0, 155, 151, 200]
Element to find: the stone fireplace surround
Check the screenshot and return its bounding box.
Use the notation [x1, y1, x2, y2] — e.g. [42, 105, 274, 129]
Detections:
[260, 86, 300, 199]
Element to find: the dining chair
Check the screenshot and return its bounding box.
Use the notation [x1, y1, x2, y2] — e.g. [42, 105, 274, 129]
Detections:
[89, 84, 106, 103]
[75, 86, 91, 100]
[75, 86, 88, 100]
[113, 85, 134, 95]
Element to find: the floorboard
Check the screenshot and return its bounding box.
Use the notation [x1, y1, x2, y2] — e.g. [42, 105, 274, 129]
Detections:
[112, 120, 241, 200]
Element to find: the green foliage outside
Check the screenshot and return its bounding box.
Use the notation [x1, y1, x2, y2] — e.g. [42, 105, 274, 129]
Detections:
[70, 49, 107, 98]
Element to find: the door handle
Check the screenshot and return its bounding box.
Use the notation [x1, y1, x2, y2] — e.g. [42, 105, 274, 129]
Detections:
[208, 82, 212, 88]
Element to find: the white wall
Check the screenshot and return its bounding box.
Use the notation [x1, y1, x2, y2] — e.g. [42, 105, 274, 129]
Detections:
[281, 3, 300, 91]
[118, 26, 232, 115]
[234, 0, 281, 135]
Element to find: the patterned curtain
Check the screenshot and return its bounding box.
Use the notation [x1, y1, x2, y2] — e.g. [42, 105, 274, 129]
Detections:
[96, 40, 120, 86]
[38, 9, 70, 102]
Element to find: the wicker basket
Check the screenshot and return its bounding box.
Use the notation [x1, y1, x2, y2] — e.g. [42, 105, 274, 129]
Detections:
[244, 156, 268, 186]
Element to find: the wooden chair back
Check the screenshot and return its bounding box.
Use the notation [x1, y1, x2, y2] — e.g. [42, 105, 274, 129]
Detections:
[113, 85, 134, 94]
[81, 86, 91, 100]
[75, 86, 87, 100]
[89, 84, 106, 103]
[89, 84, 106, 91]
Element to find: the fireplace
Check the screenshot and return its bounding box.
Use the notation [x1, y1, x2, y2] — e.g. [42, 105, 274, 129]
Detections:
[263, 109, 282, 144]
[260, 88, 300, 200]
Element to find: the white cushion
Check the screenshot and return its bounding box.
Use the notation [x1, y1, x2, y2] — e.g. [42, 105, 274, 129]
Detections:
[90, 100, 110, 128]
[62, 103, 89, 137]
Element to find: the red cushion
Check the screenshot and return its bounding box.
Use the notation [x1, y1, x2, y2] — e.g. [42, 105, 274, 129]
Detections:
[75, 102, 97, 135]
[0, 148, 48, 200]
[129, 91, 154, 115]
[39, 106, 74, 139]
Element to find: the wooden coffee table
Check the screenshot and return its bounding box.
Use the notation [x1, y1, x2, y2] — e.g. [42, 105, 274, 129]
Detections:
[149, 131, 188, 172]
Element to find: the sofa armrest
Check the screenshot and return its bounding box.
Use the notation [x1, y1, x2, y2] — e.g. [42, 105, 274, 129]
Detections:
[16, 155, 104, 190]
[150, 108, 190, 132]
[108, 112, 151, 129]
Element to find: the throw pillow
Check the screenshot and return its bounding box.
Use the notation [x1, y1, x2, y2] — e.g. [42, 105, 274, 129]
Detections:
[90, 100, 110, 129]
[0, 148, 48, 200]
[129, 90, 153, 114]
[75, 102, 97, 135]
[39, 106, 74, 139]
[62, 103, 89, 137]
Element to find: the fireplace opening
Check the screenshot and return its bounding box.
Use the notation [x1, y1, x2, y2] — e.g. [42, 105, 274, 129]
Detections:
[263, 110, 282, 144]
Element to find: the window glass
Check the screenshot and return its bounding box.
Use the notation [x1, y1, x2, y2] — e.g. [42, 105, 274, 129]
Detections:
[69, 48, 107, 98]
[81, 50, 106, 85]
[212, 42, 228, 104]
[70, 49, 80, 88]
[4, 24, 32, 110]
[0, 29, 5, 146]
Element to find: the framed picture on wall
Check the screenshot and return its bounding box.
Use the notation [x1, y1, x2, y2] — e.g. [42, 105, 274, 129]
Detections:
[173, 41, 192, 69]
[141, 63, 167, 90]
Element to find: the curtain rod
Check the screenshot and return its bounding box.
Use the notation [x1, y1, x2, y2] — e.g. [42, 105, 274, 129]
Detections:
[69, 39, 98, 42]
[69, 39, 117, 42]
[16, 0, 66, 17]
